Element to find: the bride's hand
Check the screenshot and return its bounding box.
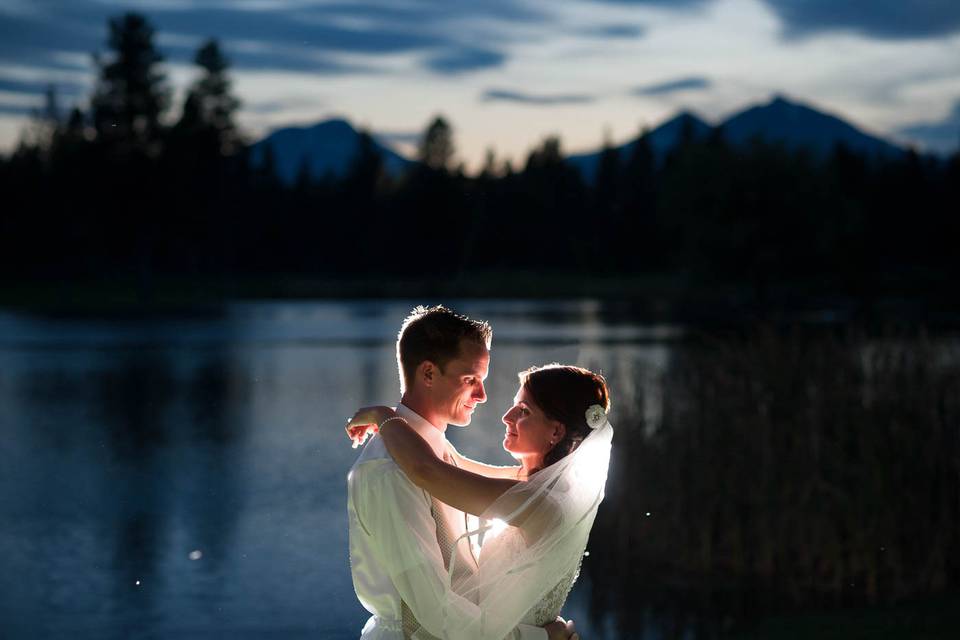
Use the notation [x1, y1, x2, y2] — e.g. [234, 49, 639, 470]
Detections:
[544, 617, 578, 640]
[345, 406, 395, 448]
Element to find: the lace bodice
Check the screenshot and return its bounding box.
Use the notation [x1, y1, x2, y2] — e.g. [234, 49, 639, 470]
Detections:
[479, 526, 583, 626]
[527, 560, 582, 625]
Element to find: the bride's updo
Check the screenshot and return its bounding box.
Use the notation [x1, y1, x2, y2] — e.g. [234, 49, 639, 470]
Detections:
[518, 364, 610, 468]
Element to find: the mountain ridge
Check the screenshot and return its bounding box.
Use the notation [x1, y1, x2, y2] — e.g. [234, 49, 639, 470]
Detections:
[248, 118, 411, 185]
[250, 96, 916, 184]
[567, 95, 909, 182]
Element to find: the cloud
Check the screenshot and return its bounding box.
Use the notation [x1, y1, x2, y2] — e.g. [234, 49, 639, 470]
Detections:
[0, 1, 533, 74]
[898, 100, 960, 155]
[0, 102, 36, 116]
[583, 0, 960, 40]
[761, 0, 960, 39]
[375, 130, 422, 146]
[304, 0, 546, 26]
[580, 24, 645, 39]
[590, 0, 707, 6]
[481, 89, 595, 106]
[197, 42, 368, 75]
[0, 77, 86, 97]
[150, 8, 447, 56]
[245, 96, 327, 115]
[0, 0, 543, 135]
[0, 8, 105, 67]
[425, 48, 506, 74]
[632, 76, 711, 96]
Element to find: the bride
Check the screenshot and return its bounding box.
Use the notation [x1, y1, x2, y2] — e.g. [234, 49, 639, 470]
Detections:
[348, 363, 612, 640]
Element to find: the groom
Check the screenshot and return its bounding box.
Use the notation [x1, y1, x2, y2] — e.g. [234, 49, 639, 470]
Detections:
[347, 305, 572, 639]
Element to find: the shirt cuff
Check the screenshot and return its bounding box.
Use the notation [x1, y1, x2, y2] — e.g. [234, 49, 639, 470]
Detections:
[516, 622, 549, 640]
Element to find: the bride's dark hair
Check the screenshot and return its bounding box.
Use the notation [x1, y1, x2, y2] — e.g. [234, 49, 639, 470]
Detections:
[518, 364, 610, 468]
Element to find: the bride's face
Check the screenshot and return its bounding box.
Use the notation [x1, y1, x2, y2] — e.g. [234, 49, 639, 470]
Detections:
[501, 386, 564, 460]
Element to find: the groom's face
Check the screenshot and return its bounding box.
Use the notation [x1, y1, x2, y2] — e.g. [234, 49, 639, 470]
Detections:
[431, 339, 489, 427]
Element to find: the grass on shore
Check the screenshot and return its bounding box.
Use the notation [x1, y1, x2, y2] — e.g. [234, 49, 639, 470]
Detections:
[731, 593, 960, 640]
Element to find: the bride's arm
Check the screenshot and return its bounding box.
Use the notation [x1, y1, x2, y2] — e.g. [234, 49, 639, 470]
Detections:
[378, 419, 521, 517]
[345, 408, 529, 519]
[448, 448, 522, 479]
[345, 406, 521, 479]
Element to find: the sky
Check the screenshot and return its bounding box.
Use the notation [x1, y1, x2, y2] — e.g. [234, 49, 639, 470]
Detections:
[1, 0, 959, 169]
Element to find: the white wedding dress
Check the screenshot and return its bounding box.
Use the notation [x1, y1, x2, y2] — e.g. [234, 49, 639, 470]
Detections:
[478, 528, 584, 626]
[442, 420, 612, 639]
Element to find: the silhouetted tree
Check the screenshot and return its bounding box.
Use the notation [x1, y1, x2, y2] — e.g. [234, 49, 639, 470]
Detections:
[418, 115, 455, 171]
[480, 147, 498, 179]
[176, 39, 242, 156]
[593, 132, 621, 270]
[513, 136, 588, 268]
[60, 107, 90, 147]
[91, 13, 169, 154]
[594, 133, 620, 210]
[159, 39, 244, 274]
[20, 85, 62, 159]
[620, 128, 658, 269]
[346, 130, 385, 195]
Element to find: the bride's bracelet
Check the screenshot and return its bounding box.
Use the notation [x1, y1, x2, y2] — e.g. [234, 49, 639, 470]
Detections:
[378, 416, 408, 430]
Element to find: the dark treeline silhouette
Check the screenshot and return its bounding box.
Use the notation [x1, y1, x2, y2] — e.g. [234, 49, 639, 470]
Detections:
[1, 13, 958, 304]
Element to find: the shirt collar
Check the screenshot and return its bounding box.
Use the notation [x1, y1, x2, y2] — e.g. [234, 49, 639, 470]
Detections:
[396, 403, 448, 459]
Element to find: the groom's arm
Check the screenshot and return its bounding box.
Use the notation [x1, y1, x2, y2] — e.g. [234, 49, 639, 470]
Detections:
[356, 462, 548, 640]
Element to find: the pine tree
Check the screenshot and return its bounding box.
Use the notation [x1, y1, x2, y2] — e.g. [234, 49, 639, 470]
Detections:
[346, 130, 385, 195]
[178, 39, 242, 155]
[17, 85, 61, 160]
[90, 13, 169, 154]
[621, 128, 658, 268]
[594, 132, 621, 213]
[593, 132, 622, 271]
[418, 116, 455, 171]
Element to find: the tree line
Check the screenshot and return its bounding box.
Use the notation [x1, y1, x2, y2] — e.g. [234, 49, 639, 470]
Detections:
[1, 12, 958, 303]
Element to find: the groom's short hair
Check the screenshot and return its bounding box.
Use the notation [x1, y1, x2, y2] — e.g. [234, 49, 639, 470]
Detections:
[397, 305, 492, 392]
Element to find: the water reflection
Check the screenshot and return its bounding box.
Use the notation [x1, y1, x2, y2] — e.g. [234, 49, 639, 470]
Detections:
[99, 352, 176, 457]
[0, 330, 264, 637]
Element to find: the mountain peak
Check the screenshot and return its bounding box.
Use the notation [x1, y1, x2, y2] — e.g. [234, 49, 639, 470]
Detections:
[665, 110, 709, 127]
[249, 117, 411, 184]
[722, 94, 904, 159]
[309, 117, 354, 132]
[566, 95, 906, 182]
[565, 110, 712, 181]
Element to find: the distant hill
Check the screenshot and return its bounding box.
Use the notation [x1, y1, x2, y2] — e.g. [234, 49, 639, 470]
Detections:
[248, 118, 412, 185]
[249, 96, 910, 185]
[567, 112, 712, 182]
[567, 95, 908, 182]
[721, 95, 905, 159]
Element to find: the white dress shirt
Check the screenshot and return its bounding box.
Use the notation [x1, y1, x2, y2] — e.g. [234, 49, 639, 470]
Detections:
[347, 404, 548, 640]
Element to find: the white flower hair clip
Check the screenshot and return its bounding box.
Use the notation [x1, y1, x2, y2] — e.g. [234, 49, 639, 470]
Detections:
[585, 404, 606, 429]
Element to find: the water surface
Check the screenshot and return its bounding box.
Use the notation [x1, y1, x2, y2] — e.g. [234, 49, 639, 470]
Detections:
[0, 300, 676, 639]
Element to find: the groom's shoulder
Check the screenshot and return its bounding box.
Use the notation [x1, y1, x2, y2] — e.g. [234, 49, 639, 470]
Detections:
[353, 433, 390, 465]
[350, 436, 402, 481]
[350, 437, 426, 489]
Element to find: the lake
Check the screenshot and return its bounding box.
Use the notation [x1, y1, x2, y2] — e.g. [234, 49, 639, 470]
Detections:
[0, 300, 683, 639]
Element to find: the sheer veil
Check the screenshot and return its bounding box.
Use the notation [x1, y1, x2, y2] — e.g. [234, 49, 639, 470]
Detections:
[442, 418, 614, 639]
